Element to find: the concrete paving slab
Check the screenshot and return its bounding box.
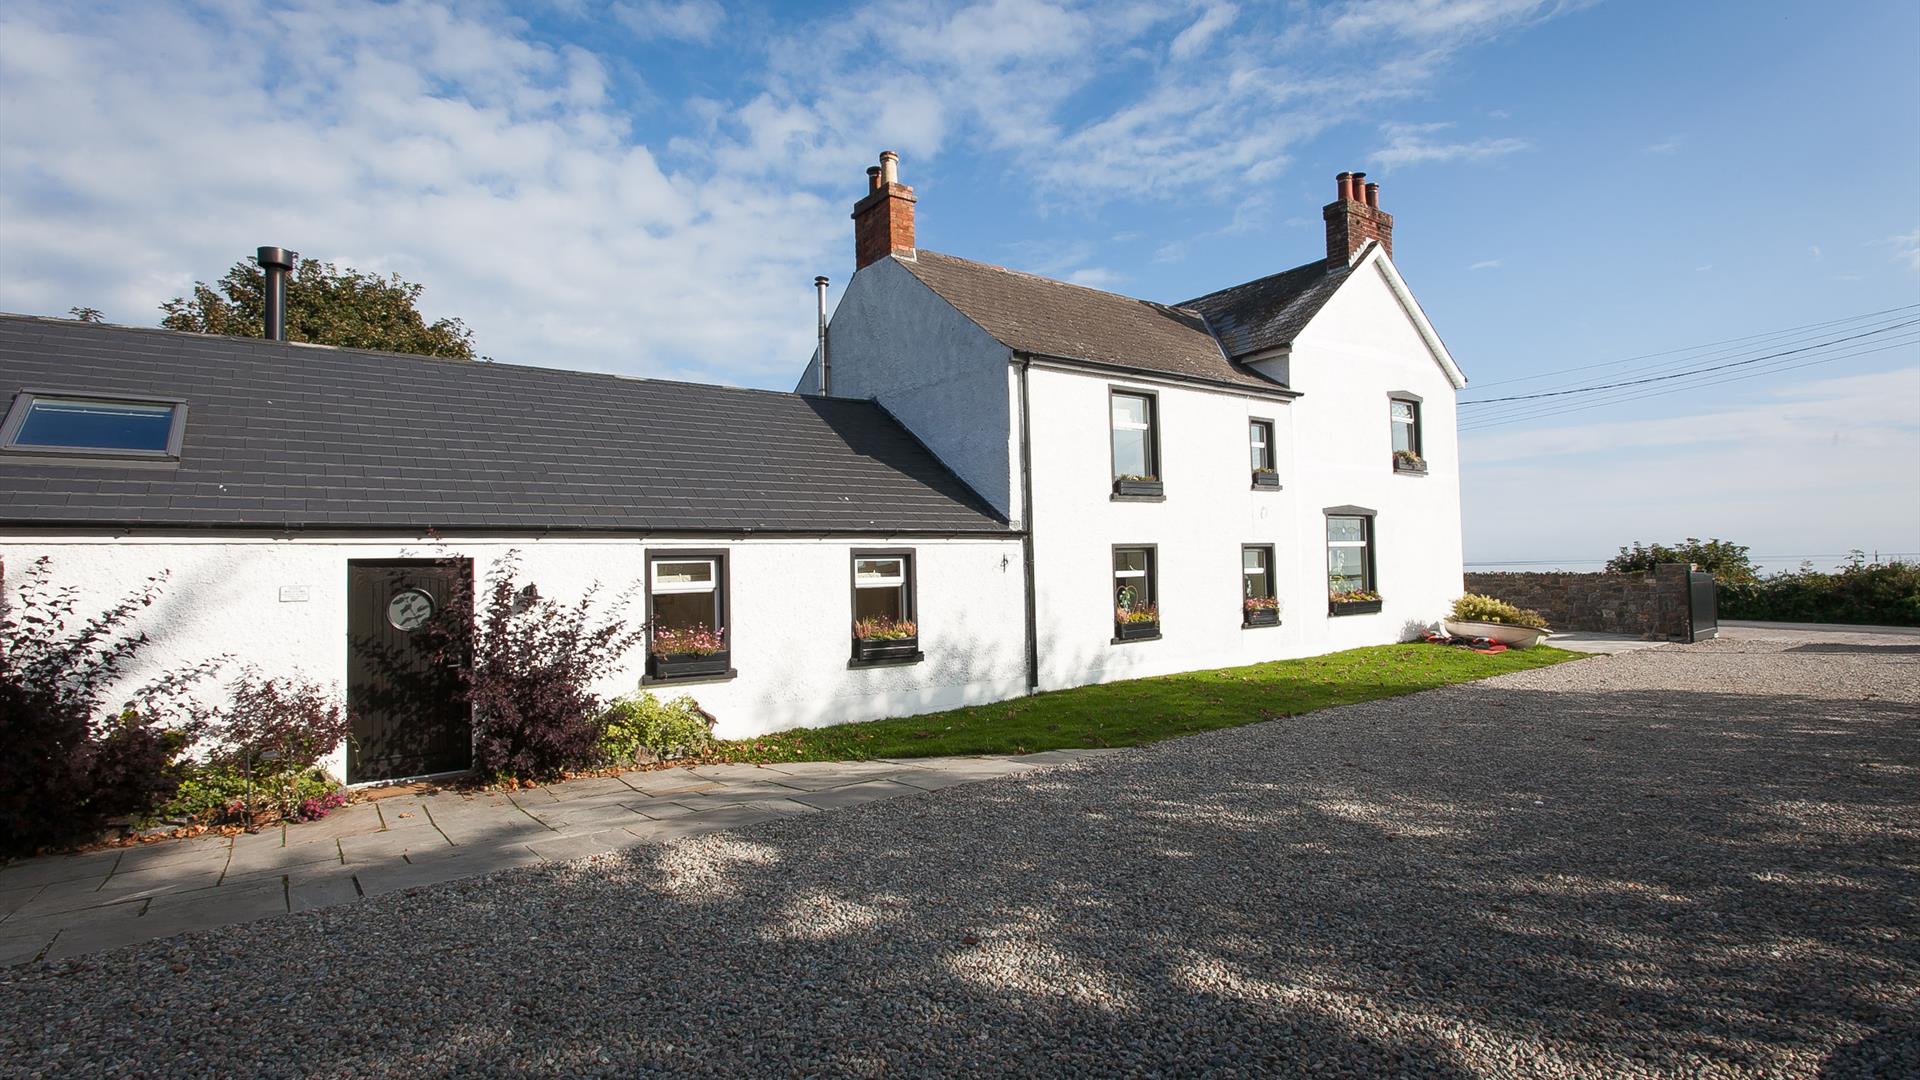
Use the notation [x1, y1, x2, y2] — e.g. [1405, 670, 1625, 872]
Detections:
[525, 829, 645, 863]
[538, 776, 635, 801]
[790, 780, 925, 811]
[111, 836, 234, 873]
[673, 780, 810, 805]
[287, 871, 365, 913]
[0, 928, 55, 966]
[337, 830, 454, 864]
[353, 848, 542, 899]
[0, 884, 47, 921]
[0, 849, 122, 891]
[1547, 631, 1670, 655]
[222, 840, 342, 880]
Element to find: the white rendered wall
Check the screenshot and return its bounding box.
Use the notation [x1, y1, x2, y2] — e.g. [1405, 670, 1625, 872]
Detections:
[1021, 260, 1464, 691]
[1285, 255, 1466, 647]
[0, 533, 1028, 780]
[795, 257, 1021, 522]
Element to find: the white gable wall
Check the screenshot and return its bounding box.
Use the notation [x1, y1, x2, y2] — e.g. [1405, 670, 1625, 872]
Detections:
[1286, 256, 1466, 643]
[796, 257, 1020, 523]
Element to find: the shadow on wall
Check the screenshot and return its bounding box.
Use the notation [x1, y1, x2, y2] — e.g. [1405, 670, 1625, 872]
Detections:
[11, 683, 1916, 1074]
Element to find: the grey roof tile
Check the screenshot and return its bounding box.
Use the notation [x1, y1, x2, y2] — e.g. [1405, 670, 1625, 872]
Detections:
[0, 315, 1008, 534]
[1178, 257, 1350, 360]
[897, 251, 1287, 392]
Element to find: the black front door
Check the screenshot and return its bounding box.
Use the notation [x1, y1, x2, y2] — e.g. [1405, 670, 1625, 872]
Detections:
[347, 559, 473, 782]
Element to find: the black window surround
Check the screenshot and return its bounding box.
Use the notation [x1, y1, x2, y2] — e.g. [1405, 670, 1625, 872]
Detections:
[850, 548, 923, 667]
[1389, 392, 1426, 474]
[643, 549, 735, 684]
[1249, 417, 1279, 489]
[1325, 506, 1380, 616]
[0, 389, 187, 465]
[1109, 387, 1163, 498]
[1112, 544, 1160, 642]
[1242, 544, 1280, 627]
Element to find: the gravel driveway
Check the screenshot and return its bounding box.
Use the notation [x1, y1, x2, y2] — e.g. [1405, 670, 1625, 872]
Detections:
[4, 636, 1916, 1078]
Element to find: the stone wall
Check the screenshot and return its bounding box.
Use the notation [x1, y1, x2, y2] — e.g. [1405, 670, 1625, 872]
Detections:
[1463, 564, 1694, 640]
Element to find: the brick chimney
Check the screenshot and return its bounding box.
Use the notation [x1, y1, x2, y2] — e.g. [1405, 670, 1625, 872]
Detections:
[852, 150, 916, 270]
[1323, 170, 1393, 267]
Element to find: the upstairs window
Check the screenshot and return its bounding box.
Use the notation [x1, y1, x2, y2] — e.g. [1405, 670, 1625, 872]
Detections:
[1, 392, 186, 459]
[1110, 390, 1161, 495]
[1249, 418, 1277, 488]
[1390, 396, 1424, 472]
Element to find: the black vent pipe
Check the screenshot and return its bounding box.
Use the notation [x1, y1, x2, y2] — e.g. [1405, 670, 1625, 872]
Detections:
[257, 246, 295, 341]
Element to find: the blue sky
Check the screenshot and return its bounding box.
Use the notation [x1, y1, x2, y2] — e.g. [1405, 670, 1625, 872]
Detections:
[1, 0, 1915, 569]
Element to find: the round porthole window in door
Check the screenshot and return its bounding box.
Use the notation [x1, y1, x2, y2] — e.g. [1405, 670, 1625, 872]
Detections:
[386, 588, 436, 631]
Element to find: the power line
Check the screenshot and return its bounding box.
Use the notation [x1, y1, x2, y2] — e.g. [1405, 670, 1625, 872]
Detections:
[1459, 334, 1920, 429]
[1458, 337, 1920, 432]
[1463, 302, 1920, 391]
[1459, 320, 1920, 405]
[1468, 308, 1920, 401]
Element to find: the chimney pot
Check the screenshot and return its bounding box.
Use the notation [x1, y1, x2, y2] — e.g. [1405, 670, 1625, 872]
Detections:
[852, 151, 916, 271]
[1349, 172, 1366, 201]
[1336, 171, 1354, 202]
[1364, 182, 1379, 208]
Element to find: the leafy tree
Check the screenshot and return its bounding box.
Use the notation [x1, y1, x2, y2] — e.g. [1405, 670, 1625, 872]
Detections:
[67, 306, 104, 323]
[159, 254, 477, 359]
[1606, 537, 1758, 583]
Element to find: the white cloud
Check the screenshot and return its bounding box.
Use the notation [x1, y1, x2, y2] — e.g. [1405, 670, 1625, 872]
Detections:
[1169, 3, 1237, 61]
[613, 0, 726, 43]
[1888, 227, 1920, 272]
[1469, 258, 1502, 270]
[0, 0, 1587, 385]
[1325, 0, 1590, 43]
[1370, 121, 1527, 171]
[1642, 134, 1684, 154]
[1066, 267, 1125, 288]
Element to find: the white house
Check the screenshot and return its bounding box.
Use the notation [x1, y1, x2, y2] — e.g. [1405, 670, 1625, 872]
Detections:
[0, 154, 1467, 784]
[801, 153, 1468, 692]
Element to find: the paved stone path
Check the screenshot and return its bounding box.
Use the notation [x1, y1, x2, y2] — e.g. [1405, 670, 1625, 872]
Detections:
[0, 751, 1115, 964]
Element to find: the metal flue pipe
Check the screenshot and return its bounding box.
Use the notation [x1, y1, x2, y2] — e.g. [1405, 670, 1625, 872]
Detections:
[257, 246, 295, 341]
[814, 275, 831, 395]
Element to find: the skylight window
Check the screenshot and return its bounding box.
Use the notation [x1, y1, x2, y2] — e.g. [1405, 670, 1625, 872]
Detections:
[1, 392, 186, 460]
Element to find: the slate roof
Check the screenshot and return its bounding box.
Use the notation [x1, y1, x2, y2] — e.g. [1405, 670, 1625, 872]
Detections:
[1178, 257, 1349, 360]
[898, 251, 1287, 393]
[0, 315, 1008, 533]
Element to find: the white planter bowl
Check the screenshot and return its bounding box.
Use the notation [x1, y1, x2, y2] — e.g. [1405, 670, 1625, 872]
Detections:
[1443, 619, 1551, 649]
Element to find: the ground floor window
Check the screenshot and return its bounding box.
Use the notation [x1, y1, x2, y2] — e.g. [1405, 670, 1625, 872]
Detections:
[852, 551, 921, 663]
[1113, 545, 1159, 639]
[1242, 545, 1279, 625]
[648, 551, 730, 679]
[1326, 512, 1378, 608]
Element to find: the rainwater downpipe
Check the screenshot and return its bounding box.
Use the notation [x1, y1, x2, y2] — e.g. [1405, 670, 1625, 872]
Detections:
[1017, 354, 1039, 694]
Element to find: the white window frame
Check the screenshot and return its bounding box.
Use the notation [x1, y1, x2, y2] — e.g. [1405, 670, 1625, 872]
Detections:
[650, 558, 719, 596]
[1249, 419, 1272, 471]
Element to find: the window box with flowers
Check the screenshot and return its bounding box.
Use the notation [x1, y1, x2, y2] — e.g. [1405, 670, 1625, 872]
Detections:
[1251, 466, 1280, 490]
[649, 624, 730, 679]
[1243, 595, 1281, 627]
[1328, 590, 1383, 616]
[1112, 474, 1165, 498]
[1115, 603, 1161, 641]
[852, 615, 921, 663]
[1392, 450, 1427, 474]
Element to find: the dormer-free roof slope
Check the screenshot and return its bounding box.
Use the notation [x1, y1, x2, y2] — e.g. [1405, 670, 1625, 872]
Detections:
[0, 314, 1008, 533]
[898, 250, 1287, 393]
[1178, 257, 1349, 360]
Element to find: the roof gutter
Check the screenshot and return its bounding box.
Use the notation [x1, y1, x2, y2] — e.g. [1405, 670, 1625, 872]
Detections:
[1017, 351, 1302, 400]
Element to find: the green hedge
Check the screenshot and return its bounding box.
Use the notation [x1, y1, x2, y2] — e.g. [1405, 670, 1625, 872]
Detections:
[1719, 559, 1920, 626]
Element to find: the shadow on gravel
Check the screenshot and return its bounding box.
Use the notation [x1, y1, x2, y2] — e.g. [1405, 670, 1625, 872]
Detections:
[1783, 643, 1920, 656]
[4, 683, 1917, 1078]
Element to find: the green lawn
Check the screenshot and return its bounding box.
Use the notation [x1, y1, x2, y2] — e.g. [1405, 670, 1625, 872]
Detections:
[711, 642, 1583, 763]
